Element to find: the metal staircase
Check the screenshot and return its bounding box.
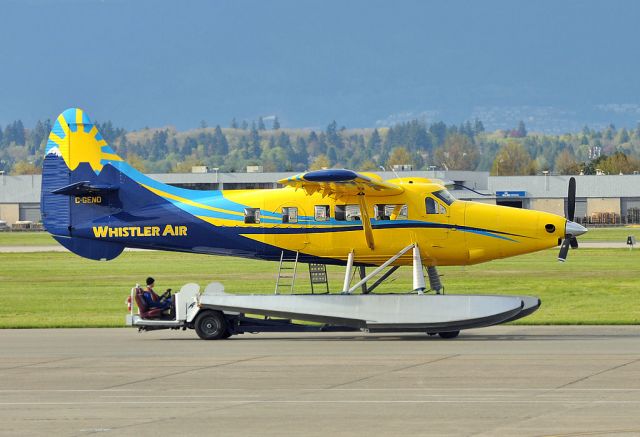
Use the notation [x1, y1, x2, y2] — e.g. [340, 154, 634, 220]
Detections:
[274, 251, 299, 294]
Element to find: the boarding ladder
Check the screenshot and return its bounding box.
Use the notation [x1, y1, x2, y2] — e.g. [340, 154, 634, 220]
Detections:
[308, 263, 329, 294]
[275, 251, 299, 294]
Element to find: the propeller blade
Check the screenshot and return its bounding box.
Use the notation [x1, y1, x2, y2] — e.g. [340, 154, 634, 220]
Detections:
[567, 177, 576, 221]
[570, 237, 578, 249]
[558, 238, 571, 262]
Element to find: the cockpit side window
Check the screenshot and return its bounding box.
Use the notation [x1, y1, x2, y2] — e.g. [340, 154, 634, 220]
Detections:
[425, 197, 448, 215]
[433, 189, 456, 206]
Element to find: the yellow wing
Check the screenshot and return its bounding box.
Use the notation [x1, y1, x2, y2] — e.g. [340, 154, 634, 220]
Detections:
[278, 169, 404, 198]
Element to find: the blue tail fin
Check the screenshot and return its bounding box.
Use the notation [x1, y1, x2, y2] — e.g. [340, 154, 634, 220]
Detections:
[41, 108, 125, 260]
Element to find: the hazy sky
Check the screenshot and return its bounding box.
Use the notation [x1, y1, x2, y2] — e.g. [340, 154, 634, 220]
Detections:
[2, 0, 640, 131]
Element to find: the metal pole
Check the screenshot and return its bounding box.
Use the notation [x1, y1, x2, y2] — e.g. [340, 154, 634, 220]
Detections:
[412, 244, 426, 294]
[366, 265, 400, 294]
[359, 266, 368, 294]
[342, 250, 355, 293]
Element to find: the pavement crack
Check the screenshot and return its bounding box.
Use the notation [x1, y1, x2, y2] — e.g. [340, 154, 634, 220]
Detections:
[0, 356, 75, 371]
[555, 358, 640, 389]
[326, 354, 459, 389]
[102, 355, 268, 390]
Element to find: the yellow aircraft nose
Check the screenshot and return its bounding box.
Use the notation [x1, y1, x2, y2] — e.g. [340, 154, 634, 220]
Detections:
[464, 201, 567, 263]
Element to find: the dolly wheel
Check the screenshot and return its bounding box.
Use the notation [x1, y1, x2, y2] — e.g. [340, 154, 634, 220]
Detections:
[195, 311, 228, 340]
[438, 330, 460, 339]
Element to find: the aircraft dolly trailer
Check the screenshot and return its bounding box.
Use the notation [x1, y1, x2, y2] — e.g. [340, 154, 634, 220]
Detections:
[126, 282, 541, 340]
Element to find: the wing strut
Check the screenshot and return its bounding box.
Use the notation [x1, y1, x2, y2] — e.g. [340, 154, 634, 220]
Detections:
[357, 193, 375, 250]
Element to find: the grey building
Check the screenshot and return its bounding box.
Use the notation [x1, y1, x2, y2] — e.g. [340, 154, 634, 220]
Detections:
[1, 170, 639, 226]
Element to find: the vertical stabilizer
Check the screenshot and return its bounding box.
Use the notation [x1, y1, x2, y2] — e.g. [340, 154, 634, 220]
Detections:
[41, 108, 125, 260]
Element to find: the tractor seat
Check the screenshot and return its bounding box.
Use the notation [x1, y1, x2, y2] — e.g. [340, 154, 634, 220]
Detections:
[135, 288, 164, 319]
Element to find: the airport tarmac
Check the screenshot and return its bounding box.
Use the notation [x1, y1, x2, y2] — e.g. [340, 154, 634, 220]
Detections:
[1, 326, 640, 437]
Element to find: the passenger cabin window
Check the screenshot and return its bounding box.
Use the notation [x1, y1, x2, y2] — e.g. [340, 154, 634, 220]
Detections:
[282, 207, 298, 224]
[314, 205, 330, 221]
[244, 208, 261, 224]
[425, 198, 446, 215]
[335, 204, 361, 221]
[375, 204, 408, 220]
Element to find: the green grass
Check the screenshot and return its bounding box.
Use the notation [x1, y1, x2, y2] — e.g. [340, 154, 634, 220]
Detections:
[0, 231, 56, 246]
[579, 226, 640, 242]
[0, 248, 638, 328]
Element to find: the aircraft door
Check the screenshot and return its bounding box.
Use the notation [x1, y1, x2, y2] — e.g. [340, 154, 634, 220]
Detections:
[423, 195, 449, 241]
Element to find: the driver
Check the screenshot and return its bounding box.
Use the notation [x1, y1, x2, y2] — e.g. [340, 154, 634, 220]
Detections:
[142, 277, 172, 312]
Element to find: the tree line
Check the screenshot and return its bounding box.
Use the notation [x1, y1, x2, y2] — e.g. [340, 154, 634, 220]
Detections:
[1, 116, 639, 176]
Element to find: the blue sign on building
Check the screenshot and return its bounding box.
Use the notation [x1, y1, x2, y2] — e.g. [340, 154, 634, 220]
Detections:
[496, 190, 526, 198]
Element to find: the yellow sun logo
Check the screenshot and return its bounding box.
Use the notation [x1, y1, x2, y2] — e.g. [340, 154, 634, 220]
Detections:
[46, 108, 122, 173]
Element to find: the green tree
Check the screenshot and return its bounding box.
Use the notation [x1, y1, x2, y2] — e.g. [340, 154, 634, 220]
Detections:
[491, 141, 535, 175]
[615, 128, 630, 144]
[327, 146, 338, 165]
[272, 116, 280, 130]
[474, 119, 485, 134]
[11, 160, 40, 174]
[599, 152, 640, 174]
[434, 133, 479, 170]
[554, 149, 580, 174]
[359, 159, 378, 171]
[126, 153, 148, 172]
[367, 128, 381, 153]
[387, 146, 414, 168]
[258, 117, 266, 131]
[213, 125, 228, 155]
[326, 120, 341, 147]
[310, 154, 330, 170]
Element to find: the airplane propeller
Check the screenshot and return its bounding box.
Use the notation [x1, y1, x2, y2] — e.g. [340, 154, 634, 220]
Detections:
[558, 176, 587, 262]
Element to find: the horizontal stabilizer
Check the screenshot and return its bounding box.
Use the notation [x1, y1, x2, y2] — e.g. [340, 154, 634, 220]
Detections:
[51, 181, 119, 196]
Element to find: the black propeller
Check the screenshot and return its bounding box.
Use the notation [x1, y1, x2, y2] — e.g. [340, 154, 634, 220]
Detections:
[558, 177, 586, 262]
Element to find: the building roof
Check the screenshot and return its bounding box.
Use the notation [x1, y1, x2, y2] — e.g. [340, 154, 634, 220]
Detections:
[2, 171, 639, 204]
[488, 175, 640, 198]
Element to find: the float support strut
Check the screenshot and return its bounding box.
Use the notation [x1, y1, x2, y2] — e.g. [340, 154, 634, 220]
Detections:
[413, 244, 426, 294]
[359, 266, 368, 294]
[342, 250, 355, 293]
[348, 244, 414, 294]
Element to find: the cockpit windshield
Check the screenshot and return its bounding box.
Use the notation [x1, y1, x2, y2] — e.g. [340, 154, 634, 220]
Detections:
[433, 189, 456, 206]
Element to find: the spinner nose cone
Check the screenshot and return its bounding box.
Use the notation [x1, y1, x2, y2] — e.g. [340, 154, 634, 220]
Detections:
[565, 220, 587, 237]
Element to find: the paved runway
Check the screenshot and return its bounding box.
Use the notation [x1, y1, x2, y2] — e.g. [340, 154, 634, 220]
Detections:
[1, 326, 640, 437]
